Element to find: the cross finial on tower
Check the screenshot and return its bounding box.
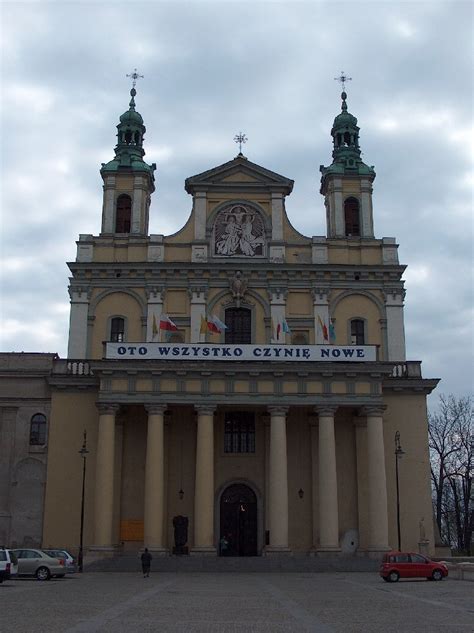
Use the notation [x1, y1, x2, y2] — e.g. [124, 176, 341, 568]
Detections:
[334, 71, 352, 92]
[234, 132, 248, 156]
[126, 68, 144, 89]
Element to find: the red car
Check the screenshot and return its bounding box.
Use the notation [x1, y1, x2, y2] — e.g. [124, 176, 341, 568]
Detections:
[380, 551, 448, 582]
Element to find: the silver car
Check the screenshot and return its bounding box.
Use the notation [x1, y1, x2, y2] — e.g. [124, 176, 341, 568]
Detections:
[11, 549, 66, 580]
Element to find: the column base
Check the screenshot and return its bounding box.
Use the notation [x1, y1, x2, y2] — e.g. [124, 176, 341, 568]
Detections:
[315, 546, 341, 557]
[418, 540, 430, 556]
[190, 546, 217, 556]
[264, 546, 292, 556]
[145, 547, 169, 557]
[366, 546, 391, 560]
[87, 545, 119, 555]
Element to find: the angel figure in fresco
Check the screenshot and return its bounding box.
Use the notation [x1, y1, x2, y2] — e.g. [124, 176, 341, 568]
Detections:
[239, 215, 265, 256]
[216, 215, 241, 256]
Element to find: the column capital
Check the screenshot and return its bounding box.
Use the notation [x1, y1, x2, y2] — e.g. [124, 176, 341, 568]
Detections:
[267, 406, 289, 416]
[361, 405, 386, 417]
[314, 405, 338, 416]
[194, 405, 216, 416]
[96, 403, 120, 415]
[145, 404, 168, 415]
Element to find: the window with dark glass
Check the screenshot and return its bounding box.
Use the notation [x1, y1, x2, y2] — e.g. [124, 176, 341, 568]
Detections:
[224, 412, 255, 453]
[168, 332, 184, 343]
[29, 413, 47, 445]
[350, 319, 365, 345]
[115, 194, 131, 233]
[110, 317, 125, 342]
[292, 332, 308, 345]
[224, 308, 251, 344]
[344, 197, 360, 236]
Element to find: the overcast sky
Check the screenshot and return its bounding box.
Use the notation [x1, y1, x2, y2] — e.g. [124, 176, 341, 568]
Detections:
[1, 0, 472, 405]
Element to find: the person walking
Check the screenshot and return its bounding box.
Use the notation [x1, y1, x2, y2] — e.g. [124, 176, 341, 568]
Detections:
[141, 547, 152, 578]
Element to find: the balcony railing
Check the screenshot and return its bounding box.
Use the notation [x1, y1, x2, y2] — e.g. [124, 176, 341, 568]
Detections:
[54, 359, 422, 379]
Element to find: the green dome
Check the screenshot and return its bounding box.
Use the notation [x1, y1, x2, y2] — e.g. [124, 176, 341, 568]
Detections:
[100, 85, 155, 181]
[331, 91, 358, 132]
[120, 108, 143, 125]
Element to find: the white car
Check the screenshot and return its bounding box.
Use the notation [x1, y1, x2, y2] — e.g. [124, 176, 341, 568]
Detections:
[43, 549, 77, 573]
[0, 548, 18, 583]
[11, 549, 66, 580]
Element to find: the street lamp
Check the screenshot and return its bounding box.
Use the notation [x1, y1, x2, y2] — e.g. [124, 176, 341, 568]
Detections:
[78, 430, 89, 573]
[394, 431, 405, 551]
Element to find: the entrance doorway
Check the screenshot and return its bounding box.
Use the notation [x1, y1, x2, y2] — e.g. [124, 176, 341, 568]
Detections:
[220, 484, 257, 556]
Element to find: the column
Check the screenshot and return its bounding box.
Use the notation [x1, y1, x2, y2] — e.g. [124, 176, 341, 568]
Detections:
[309, 419, 319, 553]
[93, 404, 119, 549]
[144, 405, 168, 553]
[191, 406, 216, 554]
[364, 407, 390, 554]
[266, 406, 290, 553]
[354, 417, 369, 551]
[316, 406, 340, 553]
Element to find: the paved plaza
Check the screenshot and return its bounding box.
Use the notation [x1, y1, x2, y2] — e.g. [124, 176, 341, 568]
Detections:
[1, 572, 473, 632]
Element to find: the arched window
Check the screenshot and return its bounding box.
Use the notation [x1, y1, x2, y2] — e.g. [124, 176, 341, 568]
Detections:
[344, 197, 360, 236]
[350, 319, 365, 345]
[110, 317, 125, 342]
[225, 308, 251, 344]
[30, 413, 47, 445]
[115, 195, 131, 233]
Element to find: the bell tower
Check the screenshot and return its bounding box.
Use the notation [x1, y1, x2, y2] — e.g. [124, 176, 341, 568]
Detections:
[99, 72, 156, 236]
[320, 81, 376, 239]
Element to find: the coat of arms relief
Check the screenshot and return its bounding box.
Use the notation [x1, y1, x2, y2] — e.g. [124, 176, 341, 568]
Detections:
[213, 205, 266, 257]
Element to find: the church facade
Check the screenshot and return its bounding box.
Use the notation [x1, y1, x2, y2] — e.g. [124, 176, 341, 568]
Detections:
[41, 84, 439, 559]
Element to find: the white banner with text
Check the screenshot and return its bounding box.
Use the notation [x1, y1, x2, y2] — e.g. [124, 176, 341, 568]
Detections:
[106, 343, 377, 362]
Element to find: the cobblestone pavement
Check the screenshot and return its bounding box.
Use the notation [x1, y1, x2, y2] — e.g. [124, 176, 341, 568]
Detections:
[1, 572, 473, 633]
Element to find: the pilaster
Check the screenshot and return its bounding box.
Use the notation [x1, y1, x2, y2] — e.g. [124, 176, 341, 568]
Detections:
[91, 404, 119, 551]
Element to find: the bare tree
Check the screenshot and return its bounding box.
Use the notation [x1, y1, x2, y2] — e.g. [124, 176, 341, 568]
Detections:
[429, 394, 473, 554]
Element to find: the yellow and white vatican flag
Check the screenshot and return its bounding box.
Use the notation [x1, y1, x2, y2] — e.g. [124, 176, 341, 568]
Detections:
[152, 314, 159, 341]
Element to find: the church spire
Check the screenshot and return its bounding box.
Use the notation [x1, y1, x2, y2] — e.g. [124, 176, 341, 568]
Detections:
[99, 73, 156, 236]
[319, 76, 376, 239]
[101, 70, 155, 176]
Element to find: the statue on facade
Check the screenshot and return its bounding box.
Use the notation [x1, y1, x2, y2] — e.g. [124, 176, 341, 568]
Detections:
[230, 271, 248, 307]
[172, 515, 189, 555]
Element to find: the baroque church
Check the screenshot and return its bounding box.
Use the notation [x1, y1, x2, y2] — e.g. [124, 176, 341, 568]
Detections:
[4, 79, 440, 558]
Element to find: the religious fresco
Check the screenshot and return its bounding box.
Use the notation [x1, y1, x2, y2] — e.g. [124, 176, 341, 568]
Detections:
[213, 205, 266, 257]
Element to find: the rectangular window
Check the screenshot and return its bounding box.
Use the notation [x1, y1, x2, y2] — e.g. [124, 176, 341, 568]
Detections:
[110, 317, 125, 342]
[224, 412, 255, 453]
[350, 319, 365, 345]
[225, 308, 251, 344]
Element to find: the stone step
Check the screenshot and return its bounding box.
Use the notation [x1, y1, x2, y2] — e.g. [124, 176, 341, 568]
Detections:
[84, 553, 379, 573]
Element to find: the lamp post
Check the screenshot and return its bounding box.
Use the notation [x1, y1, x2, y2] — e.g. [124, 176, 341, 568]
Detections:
[78, 430, 89, 573]
[394, 431, 405, 551]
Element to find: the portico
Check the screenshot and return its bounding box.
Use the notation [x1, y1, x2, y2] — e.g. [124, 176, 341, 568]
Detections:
[75, 357, 395, 558]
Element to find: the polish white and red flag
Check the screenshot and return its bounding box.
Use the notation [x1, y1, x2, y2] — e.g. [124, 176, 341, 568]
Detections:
[159, 314, 178, 331]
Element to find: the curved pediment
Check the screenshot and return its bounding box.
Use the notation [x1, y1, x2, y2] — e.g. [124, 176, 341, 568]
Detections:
[185, 155, 294, 195]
